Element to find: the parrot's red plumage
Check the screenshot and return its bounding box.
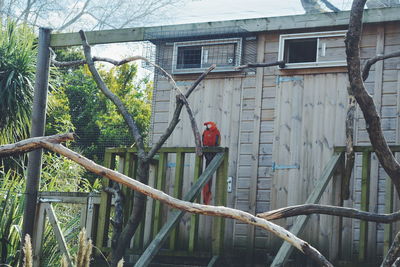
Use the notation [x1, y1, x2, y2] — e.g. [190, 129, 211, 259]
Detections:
[202, 121, 221, 205]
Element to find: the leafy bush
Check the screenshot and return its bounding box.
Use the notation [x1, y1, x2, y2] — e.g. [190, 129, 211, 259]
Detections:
[0, 22, 36, 144]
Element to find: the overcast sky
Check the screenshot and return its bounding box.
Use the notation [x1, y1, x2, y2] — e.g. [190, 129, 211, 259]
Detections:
[160, 0, 353, 25]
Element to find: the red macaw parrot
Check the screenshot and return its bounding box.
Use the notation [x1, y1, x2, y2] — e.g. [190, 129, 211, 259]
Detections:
[202, 121, 221, 205]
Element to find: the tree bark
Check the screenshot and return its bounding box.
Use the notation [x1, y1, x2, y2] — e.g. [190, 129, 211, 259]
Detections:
[345, 0, 400, 199]
[257, 204, 400, 223]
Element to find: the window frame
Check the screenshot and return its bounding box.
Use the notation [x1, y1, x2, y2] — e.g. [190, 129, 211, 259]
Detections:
[278, 30, 347, 69]
[172, 37, 242, 74]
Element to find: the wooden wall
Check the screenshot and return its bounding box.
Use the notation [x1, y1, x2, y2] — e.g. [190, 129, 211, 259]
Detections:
[149, 21, 400, 263]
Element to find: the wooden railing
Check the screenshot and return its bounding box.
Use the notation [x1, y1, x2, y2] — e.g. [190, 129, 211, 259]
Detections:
[95, 147, 229, 262]
[335, 145, 400, 262]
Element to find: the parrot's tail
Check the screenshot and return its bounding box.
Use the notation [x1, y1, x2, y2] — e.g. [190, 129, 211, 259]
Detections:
[202, 180, 212, 205]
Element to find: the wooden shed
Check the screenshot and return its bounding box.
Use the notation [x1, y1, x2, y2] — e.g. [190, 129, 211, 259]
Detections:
[146, 6, 400, 265]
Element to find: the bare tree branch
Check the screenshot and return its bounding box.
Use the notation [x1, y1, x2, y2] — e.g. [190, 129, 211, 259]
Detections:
[52, 53, 204, 157]
[343, 90, 356, 200]
[382, 231, 400, 267]
[0, 133, 74, 157]
[346, 0, 400, 198]
[235, 61, 286, 70]
[1, 136, 332, 267]
[362, 50, 400, 81]
[146, 65, 215, 160]
[79, 30, 146, 157]
[257, 204, 400, 223]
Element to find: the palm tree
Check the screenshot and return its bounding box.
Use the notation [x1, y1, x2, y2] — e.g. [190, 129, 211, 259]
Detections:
[0, 22, 36, 144]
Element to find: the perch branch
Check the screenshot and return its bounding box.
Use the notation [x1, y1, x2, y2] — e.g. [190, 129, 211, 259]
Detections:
[52, 45, 203, 157]
[346, 0, 400, 198]
[362, 50, 400, 81]
[1, 136, 332, 267]
[235, 61, 285, 70]
[79, 30, 146, 157]
[104, 185, 124, 250]
[381, 231, 400, 267]
[42, 142, 332, 267]
[146, 65, 215, 160]
[0, 133, 74, 157]
[257, 204, 400, 223]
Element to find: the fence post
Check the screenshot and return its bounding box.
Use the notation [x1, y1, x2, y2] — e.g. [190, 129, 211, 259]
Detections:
[170, 152, 185, 249]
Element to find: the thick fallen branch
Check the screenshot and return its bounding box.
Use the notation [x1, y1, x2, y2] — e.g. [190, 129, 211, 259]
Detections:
[362, 50, 400, 81]
[0, 133, 74, 157]
[381, 231, 400, 267]
[257, 204, 400, 223]
[1, 135, 332, 267]
[235, 61, 285, 70]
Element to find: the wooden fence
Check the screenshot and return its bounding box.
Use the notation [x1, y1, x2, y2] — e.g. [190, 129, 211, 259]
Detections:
[95, 147, 229, 263]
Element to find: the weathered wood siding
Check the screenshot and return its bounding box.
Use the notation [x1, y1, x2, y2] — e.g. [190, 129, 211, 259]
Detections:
[149, 21, 400, 262]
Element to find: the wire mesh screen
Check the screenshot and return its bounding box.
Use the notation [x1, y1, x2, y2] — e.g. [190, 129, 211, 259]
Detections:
[153, 34, 257, 76]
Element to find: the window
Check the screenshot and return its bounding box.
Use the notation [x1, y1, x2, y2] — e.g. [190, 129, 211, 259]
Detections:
[172, 38, 242, 74]
[278, 31, 347, 69]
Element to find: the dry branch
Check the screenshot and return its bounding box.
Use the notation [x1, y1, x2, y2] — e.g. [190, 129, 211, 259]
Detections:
[346, 0, 400, 198]
[1, 135, 333, 267]
[79, 30, 146, 157]
[235, 61, 285, 70]
[257, 204, 400, 223]
[343, 90, 356, 200]
[146, 65, 215, 160]
[0, 133, 74, 157]
[382, 231, 400, 267]
[362, 50, 400, 81]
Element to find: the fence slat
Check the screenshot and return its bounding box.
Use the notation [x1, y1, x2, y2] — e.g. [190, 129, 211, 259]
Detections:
[170, 152, 185, 250]
[96, 151, 115, 248]
[189, 155, 203, 252]
[153, 152, 168, 239]
[212, 150, 228, 255]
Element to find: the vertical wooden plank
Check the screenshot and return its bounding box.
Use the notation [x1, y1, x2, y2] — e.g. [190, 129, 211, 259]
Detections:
[169, 152, 185, 249]
[95, 151, 115, 248]
[383, 177, 394, 255]
[246, 34, 265, 263]
[144, 162, 158, 246]
[359, 151, 371, 262]
[32, 203, 46, 267]
[153, 152, 168, 239]
[368, 25, 384, 259]
[286, 77, 303, 228]
[224, 77, 243, 252]
[188, 155, 203, 252]
[212, 150, 229, 255]
[85, 194, 95, 238]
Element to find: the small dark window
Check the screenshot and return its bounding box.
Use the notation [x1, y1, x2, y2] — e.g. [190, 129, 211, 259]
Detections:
[177, 46, 201, 69]
[284, 38, 318, 63]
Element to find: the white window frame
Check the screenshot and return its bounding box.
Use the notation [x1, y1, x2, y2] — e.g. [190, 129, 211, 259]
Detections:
[278, 30, 347, 69]
[172, 38, 242, 74]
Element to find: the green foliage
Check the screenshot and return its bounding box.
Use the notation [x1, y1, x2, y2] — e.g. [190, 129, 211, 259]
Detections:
[0, 168, 25, 266]
[51, 48, 153, 163]
[0, 22, 36, 144]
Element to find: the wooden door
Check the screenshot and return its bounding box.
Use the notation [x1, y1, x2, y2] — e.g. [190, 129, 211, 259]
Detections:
[270, 73, 347, 251]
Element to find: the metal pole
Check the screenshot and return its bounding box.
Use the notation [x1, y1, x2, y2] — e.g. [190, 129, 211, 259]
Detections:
[22, 27, 51, 254]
